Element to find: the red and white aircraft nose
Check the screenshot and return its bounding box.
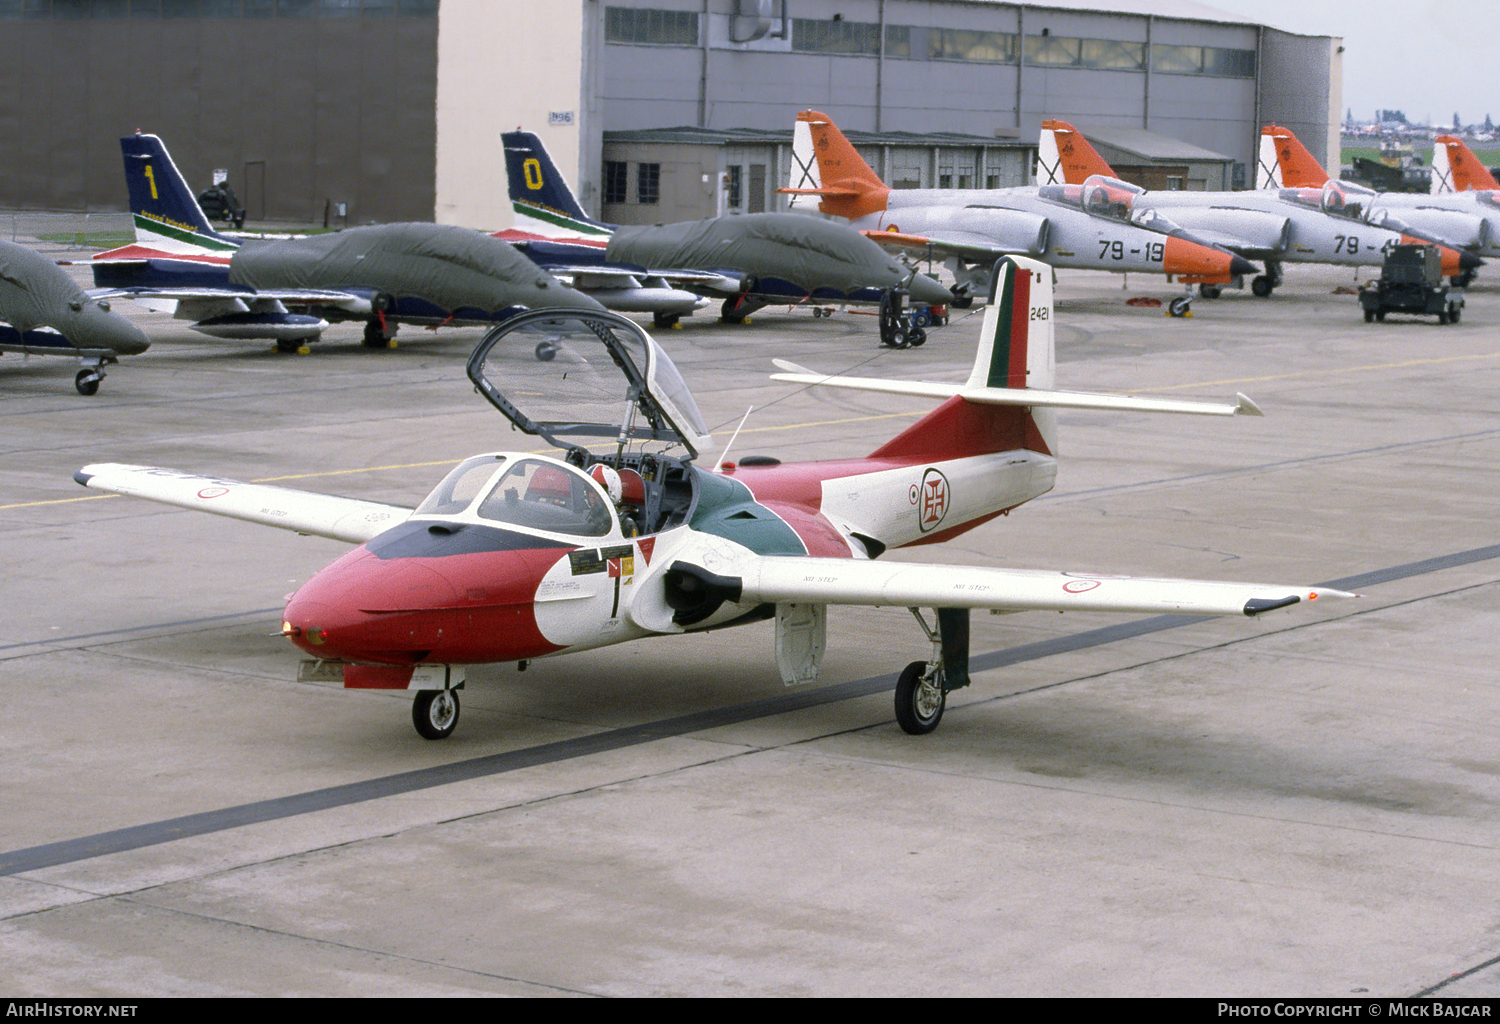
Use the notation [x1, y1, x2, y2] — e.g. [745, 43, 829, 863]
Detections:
[281, 539, 569, 665]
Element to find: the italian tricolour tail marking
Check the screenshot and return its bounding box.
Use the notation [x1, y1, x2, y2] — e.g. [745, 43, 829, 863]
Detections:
[500, 130, 615, 240]
[119, 133, 239, 255]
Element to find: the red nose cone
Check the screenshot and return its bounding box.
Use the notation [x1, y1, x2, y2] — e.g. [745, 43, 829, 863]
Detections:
[282, 543, 570, 665]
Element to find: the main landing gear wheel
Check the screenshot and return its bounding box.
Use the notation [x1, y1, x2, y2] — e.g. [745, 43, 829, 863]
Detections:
[74, 369, 101, 396]
[412, 689, 460, 740]
[1168, 295, 1192, 317]
[1250, 275, 1275, 297]
[894, 661, 945, 735]
[652, 312, 681, 329]
[1197, 283, 1222, 299]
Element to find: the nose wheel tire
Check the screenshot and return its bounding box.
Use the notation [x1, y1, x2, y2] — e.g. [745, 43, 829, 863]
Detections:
[413, 689, 460, 740]
[74, 369, 102, 396]
[1167, 295, 1192, 318]
[894, 660, 945, 735]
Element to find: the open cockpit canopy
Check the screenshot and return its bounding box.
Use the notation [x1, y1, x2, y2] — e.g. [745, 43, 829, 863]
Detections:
[465, 310, 711, 462]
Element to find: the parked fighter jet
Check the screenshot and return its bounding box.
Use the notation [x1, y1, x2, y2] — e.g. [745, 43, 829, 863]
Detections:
[501, 130, 953, 342]
[86, 133, 603, 351]
[1258, 124, 1498, 271]
[781, 111, 1259, 317]
[0, 239, 149, 394]
[1039, 120, 1482, 297]
[1431, 135, 1500, 194]
[75, 256, 1351, 740]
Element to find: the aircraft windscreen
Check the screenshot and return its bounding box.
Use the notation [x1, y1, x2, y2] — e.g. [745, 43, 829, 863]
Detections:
[1128, 207, 1181, 235]
[1036, 183, 1084, 209]
[416, 455, 508, 516]
[1321, 180, 1378, 221]
[465, 310, 710, 460]
[1278, 187, 1324, 212]
[1080, 175, 1145, 224]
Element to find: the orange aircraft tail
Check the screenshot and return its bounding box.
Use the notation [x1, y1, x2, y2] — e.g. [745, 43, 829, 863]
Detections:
[1036, 120, 1116, 185]
[780, 110, 891, 220]
[1431, 135, 1500, 193]
[1258, 125, 1329, 189]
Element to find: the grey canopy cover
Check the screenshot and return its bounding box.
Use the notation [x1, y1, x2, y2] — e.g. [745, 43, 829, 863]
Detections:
[0, 239, 150, 354]
[0, 240, 90, 330]
[607, 212, 909, 292]
[229, 223, 602, 313]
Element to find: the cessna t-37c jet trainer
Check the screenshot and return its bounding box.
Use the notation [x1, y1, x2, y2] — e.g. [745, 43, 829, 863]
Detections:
[75, 256, 1351, 740]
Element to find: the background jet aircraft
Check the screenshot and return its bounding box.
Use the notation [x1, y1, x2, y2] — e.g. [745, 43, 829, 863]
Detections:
[88, 133, 603, 351]
[1040, 120, 1482, 297]
[781, 110, 1258, 317]
[0, 239, 148, 394]
[75, 257, 1350, 740]
[501, 130, 953, 340]
[1259, 124, 1498, 273]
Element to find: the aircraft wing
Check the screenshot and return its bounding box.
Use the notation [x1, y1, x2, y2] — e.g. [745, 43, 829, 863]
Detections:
[74, 463, 410, 544]
[863, 229, 1015, 262]
[726, 556, 1353, 617]
[92, 286, 368, 309]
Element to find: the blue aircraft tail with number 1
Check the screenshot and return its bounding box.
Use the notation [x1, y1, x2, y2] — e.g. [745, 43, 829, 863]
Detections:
[501, 131, 615, 240]
[119, 132, 240, 255]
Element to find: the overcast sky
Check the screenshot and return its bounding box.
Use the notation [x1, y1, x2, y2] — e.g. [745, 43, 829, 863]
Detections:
[1204, 0, 1500, 126]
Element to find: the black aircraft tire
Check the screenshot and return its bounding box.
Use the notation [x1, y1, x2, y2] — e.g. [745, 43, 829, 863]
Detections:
[653, 312, 681, 329]
[1198, 284, 1222, 299]
[535, 340, 558, 361]
[721, 296, 747, 323]
[894, 661, 945, 735]
[1448, 303, 1461, 324]
[1251, 276, 1274, 297]
[1168, 295, 1192, 318]
[74, 370, 100, 396]
[412, 689, 460, 740]
[907, 327, 927, 347]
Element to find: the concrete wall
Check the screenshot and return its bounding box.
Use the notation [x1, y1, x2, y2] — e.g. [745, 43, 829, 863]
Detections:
[436, 0, 587, 229]
[0, 4, 438, 225]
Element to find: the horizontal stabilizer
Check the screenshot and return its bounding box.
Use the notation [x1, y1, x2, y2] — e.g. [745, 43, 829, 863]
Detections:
[74, 463, 410, 544]
[771, 360, 1262, 417]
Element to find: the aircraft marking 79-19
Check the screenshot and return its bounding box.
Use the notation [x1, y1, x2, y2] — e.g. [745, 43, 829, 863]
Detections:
[75, 256, 1352, 740]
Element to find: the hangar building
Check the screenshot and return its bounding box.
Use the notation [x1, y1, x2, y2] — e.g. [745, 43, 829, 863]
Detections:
[0, 0, 1340, 230]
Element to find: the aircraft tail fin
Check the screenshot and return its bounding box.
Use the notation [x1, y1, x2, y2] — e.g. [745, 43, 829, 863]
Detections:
[774, 255, 1257, 464]
[1431, 135, 1500, 194]
[778, 111, 890, 220]
[1258, 125, 1329, 189]
[119, 133, 239, 255]
[1038, 120, 1116, 185]
[501, 130, 615, 239]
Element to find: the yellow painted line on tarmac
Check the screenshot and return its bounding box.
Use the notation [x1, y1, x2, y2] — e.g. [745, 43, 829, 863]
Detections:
[13, 352, 1493, 511]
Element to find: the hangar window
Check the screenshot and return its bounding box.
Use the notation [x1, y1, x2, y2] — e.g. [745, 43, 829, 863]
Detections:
[605, 6, 700, 46]
[883, 24, 911, 58]
[1203, 47, 1256, 77]
[603, 162, 628, 205]
[1025, 34, 1082, 66]
[792, 18, 881, 55]
[637, 163, 660, 205]
[930, 28, 1017, 64]
[1081, 39, 1144, 70]
[1152, 44, 1255, 78]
